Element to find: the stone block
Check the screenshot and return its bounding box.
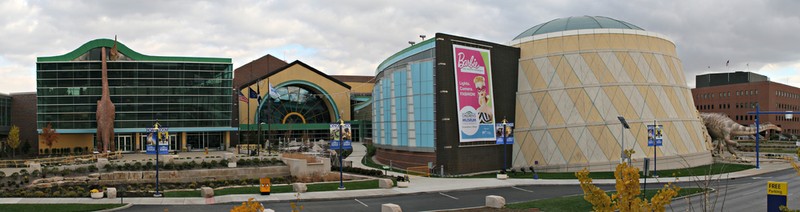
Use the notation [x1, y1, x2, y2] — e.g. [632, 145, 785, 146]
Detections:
[28, 162, 42, 171]
[228, 162, 237, 168]
[485, 195, 505, 209]
[397, 181, 409, 188]
[106, 187, 117, 199]
[201, 187, 214, 198]
[496, 174, 508, 180]
[292, 183, 307, 193]
[88, 173, 100, 178]
[378, 179, 393, 189]
[52, 176, 64, 182]
[381, 203, 402, 212]
[96, 158, 109, 169]
[224, 153, 236, 161]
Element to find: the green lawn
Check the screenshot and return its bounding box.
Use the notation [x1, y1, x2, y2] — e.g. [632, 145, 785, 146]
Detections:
[462, 163, 754, 179]
[165, 180, 380, 197]
[506, 188, 705, 211]
[0, 204, 126, 212]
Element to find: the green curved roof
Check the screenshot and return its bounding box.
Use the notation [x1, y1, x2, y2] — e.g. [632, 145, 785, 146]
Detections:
[37, 38, 231, 63]
[513, 16, 644, 40]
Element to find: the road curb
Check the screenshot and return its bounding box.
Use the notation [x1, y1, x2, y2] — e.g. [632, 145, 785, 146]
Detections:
[95, 203, 133, 212]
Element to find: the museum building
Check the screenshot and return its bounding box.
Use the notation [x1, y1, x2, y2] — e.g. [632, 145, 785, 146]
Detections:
[373, 16, 712, 174]
[36, 38, 235, 152]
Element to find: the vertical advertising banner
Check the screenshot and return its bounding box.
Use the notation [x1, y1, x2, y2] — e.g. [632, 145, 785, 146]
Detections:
[329, 122, 352, 150]
[453, 44, 496, 142]
[647, 125, 663, 146]
[495, 122, 515, 144]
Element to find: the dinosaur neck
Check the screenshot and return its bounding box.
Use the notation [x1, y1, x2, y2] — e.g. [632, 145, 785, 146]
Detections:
[101, 47, 109, 99]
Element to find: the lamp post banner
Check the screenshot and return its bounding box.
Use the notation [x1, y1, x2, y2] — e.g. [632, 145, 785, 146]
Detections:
[496, 122, 514, 144]
[647, 124, 663, 146]
[453, 44, 496, 143]
[329, 122, 352, 150]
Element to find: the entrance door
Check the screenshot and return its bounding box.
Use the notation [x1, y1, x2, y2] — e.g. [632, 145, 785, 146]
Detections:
[169, 135, 179, 151]
[115, 135, 132, 152]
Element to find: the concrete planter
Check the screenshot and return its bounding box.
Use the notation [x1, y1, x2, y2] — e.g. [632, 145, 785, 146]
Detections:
[496, 174, 508, 180]
[397, 181, 409, 188]
[90, 192, 103, 199]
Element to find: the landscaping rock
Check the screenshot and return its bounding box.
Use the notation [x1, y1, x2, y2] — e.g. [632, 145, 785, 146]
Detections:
[52, 176, 64, 182]
[378, 179, 393, 189]
[292, 183, 307, 193]
[201, 187, 214, 198]
[397, 181, 409, 188]
[88, 173, 100, 178]
[228, 162, 237, 168]
[381, 203, 402, 212]
[106, 187, 117, 199]
[485, 195, 505, 209]
[28, 162, 42, 172]
[96, 158, 109, 169]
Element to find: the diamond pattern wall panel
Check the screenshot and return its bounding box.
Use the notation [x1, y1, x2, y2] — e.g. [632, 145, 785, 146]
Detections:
[513, 32, 710, 169]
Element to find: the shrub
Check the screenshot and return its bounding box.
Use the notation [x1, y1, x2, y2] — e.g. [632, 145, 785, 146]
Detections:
[74, 167, 87, 174]
[73, 147, 83, 155]
[31, 170, 40, 178]
[209, 160, 218, 168]
[201, 161, 210, 169]
[0, 171, 5, 178]
[145, 161, 154, 170]
[43, 149, 50, 155]
[219, 159, 229, 166]
[104, 164, 115, 172]
[123, 163, 132, 171]
[132, 162, 142, 171]
[65, 191, 77, 197]
[33, 191, 44, 197]
[87, 165, 98, 173]
[60, 169, 72, 176]
[10, 172, 19, 179]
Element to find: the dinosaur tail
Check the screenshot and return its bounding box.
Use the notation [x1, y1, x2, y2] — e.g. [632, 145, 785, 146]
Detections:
[730, 123, 782, 136]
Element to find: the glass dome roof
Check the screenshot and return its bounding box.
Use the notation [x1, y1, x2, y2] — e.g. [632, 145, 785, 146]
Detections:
[513, 16, 644, 40]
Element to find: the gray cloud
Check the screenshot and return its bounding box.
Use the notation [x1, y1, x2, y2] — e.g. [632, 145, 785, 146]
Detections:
[1, 0, 799, 93]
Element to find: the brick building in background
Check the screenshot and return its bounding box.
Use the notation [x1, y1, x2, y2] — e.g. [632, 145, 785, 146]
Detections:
[692, 71, 798, 136]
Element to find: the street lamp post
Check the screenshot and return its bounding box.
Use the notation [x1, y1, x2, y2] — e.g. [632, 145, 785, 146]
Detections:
[338, 119, 345, 190]
[617, 116, 631, 163]
[502, 118, 508, 172]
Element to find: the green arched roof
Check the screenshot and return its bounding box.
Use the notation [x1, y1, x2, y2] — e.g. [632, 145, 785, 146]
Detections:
[37, 38, 231, 63]
[513, 16, 644, 40]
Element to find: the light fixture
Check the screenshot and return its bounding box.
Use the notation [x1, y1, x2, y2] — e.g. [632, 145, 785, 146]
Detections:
[408, 41, 416, 45]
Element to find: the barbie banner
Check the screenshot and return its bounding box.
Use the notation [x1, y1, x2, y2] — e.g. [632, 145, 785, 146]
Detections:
[453, 44, 496, 142]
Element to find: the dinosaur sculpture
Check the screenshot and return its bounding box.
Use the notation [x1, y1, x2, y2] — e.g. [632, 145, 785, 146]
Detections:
[699, 112, 781, 158]
[96, 46, 116, 152]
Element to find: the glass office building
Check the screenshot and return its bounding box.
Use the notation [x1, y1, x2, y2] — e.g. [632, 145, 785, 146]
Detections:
[0, 93, 10, 139]
[36, 38, 234, 152]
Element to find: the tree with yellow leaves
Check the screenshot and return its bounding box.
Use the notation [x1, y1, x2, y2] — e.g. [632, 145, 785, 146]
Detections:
[576, 159, 681, 212]
[230, 198, 265, 212]
[7, 125, 20, 158]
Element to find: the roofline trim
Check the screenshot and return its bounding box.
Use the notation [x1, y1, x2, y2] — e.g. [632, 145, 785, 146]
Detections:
[37, 38, 232, 63]
[375, 38, 436, 75]
[508, 29, 673, 46]
[237, 60, 351, 90]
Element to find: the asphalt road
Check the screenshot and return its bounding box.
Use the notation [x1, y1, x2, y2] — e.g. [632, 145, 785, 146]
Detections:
[124, 169, 799, 212]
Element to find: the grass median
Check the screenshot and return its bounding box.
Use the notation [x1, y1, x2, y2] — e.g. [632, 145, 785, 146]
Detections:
[506, 187, 705, 211]
[461, 163, 754, 179]
[0, 204, 126, 212]
[165, 179, 380, 197]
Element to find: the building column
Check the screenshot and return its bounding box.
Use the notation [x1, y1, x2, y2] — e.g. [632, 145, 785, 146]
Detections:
[134, 133, 141, 151]
[224, 131, 230, 151]
[181, 132, 187, 151]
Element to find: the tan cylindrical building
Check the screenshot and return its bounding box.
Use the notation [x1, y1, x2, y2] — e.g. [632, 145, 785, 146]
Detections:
[511, 16, 711, 172]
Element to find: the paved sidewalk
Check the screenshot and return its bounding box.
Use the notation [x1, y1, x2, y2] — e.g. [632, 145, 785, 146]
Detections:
[0, 142, 791, 205]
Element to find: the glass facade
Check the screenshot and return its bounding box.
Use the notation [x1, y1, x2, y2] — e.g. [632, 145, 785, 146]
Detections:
[0, 95, 10, 135]
[373, 49, 436, 151]
[36, 47, 233, 131]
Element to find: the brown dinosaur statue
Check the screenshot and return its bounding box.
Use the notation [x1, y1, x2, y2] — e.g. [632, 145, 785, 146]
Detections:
[700, 112, 781, 158]
[96, 46, 116, 152]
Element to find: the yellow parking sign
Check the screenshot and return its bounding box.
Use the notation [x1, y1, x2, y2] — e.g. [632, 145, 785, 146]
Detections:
[767, 181, 787, 196]
[260, 177, 271, 195]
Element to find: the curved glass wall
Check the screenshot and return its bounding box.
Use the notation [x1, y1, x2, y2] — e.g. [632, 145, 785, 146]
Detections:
[257, 85, 331, 124]
[373, 49, 436, 152]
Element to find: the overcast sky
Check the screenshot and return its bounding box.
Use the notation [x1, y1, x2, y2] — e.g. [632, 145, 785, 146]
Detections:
[1, 0, 799, 94]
